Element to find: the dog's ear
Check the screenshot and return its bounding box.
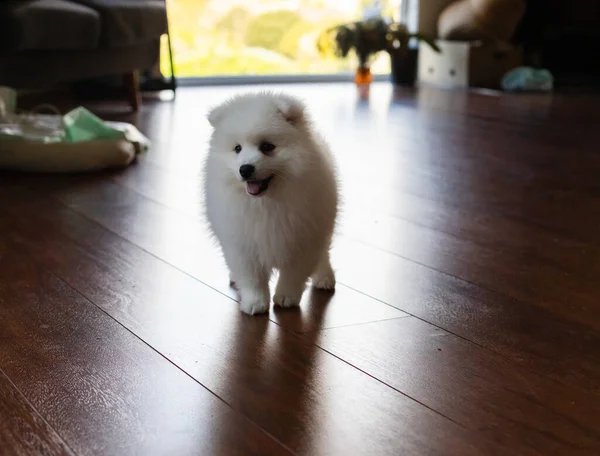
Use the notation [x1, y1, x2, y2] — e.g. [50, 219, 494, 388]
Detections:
[275, 95, 305, 126]
[207, 102, 228, 127]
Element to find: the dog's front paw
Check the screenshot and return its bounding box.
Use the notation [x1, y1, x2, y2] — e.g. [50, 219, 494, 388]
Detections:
[240, 297, 269, 315]
[273, 293, 302, 308]
[312, 272, 336, 291]
[239, 288, 270, 315]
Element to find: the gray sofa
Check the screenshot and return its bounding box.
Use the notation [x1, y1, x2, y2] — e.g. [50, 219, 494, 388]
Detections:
[0, 0, 169, 110]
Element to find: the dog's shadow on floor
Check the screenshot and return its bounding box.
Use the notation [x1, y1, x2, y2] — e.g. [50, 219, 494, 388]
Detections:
[271, 287, 336, 334]
[220, 286, 336, 443]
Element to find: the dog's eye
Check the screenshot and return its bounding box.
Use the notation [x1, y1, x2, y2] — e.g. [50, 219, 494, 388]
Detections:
[259, 141, 275, 154]
[234, 144, 242, 153]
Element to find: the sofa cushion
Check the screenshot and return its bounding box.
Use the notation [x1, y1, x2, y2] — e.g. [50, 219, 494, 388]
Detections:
[75, 0, 167, 48]
[0, 0, 101, 52]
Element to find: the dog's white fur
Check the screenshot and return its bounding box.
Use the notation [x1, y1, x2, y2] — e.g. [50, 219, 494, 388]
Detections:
[204, 92, 338, 315]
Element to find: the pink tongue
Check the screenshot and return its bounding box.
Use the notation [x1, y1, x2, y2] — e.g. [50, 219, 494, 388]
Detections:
[246, 181, 262, 195]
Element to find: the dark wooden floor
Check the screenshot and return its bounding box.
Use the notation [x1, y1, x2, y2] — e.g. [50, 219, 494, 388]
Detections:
[1, 83, 600, 455]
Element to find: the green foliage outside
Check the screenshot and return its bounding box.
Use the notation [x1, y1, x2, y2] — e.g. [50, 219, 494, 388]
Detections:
[160, 1, 390, 78]
[245, 11, 305, 56]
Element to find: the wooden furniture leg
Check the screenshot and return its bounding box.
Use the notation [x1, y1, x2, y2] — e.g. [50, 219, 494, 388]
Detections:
[123, 70, 141, 112]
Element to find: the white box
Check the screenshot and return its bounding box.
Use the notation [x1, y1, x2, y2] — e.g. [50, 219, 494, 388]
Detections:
[418, 40, 523, 89]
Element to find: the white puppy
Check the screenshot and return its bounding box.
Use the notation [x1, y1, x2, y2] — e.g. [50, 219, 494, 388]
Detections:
[204, 92, 339, 315]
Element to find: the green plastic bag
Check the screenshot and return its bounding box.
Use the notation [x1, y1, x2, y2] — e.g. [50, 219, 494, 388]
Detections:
[62, 107, 129, 143]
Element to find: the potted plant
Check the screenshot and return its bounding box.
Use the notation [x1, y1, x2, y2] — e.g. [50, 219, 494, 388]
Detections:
[317, 18, 440, 86]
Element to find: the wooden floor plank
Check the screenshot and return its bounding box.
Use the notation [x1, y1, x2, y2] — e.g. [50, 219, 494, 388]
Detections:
[0, 369, 72, 456]
[330, 236, 600, 392]
[0, 190, 493, 455]
[313, 317, 600, 455]
[0, 240, 291, 456]
[339, 189, 600, 281]
[337, 210, 600, 329]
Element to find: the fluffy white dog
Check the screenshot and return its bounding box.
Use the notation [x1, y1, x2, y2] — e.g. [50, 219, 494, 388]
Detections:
[204, 92, 339, 315]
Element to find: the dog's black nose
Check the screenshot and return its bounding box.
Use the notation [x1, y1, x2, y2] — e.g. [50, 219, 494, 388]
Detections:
[239, 164, 255, 179]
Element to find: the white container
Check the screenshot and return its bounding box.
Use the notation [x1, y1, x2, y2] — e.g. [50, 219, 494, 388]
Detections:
[418, 40, 523, 89]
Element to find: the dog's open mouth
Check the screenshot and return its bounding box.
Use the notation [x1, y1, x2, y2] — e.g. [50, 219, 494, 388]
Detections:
[246, 175, 274, 196]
